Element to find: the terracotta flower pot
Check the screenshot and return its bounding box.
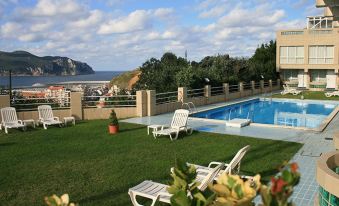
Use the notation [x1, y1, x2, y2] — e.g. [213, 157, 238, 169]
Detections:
[108, 124, 119, 134]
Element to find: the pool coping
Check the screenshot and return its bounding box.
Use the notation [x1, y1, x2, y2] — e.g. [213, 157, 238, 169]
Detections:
[189, 97, 339, 132]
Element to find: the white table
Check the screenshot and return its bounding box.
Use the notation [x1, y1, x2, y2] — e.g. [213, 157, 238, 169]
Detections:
[147, 125, 163, 135]
[23, 119, 36, 128]
[64, 117, 75, 126]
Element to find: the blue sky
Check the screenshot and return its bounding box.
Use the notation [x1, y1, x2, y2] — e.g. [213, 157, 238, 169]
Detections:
[0, 0, 322, 71]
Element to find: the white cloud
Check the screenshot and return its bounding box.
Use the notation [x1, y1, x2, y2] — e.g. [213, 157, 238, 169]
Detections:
[0, 22, 21, 38]
[31, 22, 53, 32]
[199, 5, 227, 18]
[98, 10, 150, 34]
[69, 10, 103, 28]
[26, 0, 83, 17]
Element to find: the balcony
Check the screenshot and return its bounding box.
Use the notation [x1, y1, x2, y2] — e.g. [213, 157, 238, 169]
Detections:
[316, 0, 339, 8]
[307, 16, 334, 29]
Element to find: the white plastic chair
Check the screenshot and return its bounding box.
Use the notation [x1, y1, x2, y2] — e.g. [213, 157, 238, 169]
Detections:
[190, 145, 251, 178]
[128, 163, 224, 206]
[38, 105, 63, 129]
[0, 107, 26, 134]
[281, 85, 301, 95]
[325, 90, 339, 97]
[153, 109, 192, 141]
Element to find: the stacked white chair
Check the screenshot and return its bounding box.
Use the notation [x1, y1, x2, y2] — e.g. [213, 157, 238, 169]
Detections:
[0, 107, 26, 134]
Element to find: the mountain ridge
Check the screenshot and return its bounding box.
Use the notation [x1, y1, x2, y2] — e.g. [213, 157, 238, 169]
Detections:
[0, 50, 95, 76]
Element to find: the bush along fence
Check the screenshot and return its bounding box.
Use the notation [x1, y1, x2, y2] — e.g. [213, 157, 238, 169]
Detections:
[0, 79, 280, 121]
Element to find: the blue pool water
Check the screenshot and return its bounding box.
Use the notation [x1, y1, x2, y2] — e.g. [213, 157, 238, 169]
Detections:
[191, 99, 337, 128]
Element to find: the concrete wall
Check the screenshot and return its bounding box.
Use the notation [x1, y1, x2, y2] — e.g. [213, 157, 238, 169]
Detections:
[17, 109, 71, 121]
[83, 107, 136, 120]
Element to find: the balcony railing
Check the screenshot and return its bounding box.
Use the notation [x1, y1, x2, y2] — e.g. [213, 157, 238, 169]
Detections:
[82, 95, 136, 108]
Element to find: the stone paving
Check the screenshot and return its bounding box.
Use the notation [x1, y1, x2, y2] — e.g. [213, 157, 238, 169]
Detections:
[122, 97, 339, 206]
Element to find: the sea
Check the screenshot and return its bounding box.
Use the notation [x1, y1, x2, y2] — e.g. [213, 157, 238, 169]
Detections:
[0, 71, 122, 88]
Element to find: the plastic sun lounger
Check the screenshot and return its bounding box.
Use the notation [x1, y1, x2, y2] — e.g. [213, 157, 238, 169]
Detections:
[38, 105, 63, 129]
[152, 109, 193, 141]
[128, 163, 224, 206]
[325, 91, 339, 97]
[189, 145, 250, 178]
[0, 107, 26, 134]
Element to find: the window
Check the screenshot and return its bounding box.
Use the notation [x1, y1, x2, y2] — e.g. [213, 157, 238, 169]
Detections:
[310, 70, 327, 82]
[280, 46, 304, 64]
[309, 46, 334, 64]
[281, 70, 299, 81]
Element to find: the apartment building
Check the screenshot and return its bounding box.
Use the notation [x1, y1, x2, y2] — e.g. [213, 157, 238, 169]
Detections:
[276, 0, 339, 90]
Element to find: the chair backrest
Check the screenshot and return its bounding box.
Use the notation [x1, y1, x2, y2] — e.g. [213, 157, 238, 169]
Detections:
[1, 107, 18, 123]
[38, 105, 54, 121]
[224, 145, 250, 175]
[198, 163, 225, 191]
[170, 109, 189, 128]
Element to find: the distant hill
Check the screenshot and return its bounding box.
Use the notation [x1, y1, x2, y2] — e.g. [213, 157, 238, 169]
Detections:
[110, 69, 140, 90]
[0, 51, 94, 76]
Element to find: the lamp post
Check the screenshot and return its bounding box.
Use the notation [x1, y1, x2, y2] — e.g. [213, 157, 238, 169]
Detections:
[9, 69, 12, 101]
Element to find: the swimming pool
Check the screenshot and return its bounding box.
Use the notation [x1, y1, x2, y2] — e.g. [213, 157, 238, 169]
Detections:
[191, 99, 338, 129]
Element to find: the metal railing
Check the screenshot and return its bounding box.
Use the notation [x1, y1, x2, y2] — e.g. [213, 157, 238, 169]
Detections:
[156, 91, 178, 105]
[254, 82, 261, 89]
[82, 95, 136, 108]
[11, 95, 71, 111]
[187, 88, 205, 98]
[243, 82, 252, 90]
[229, 85, 239, 93]
[211, 86, 224, 96]
[272, 81, 278, 86]
[264, 81, 270, 87]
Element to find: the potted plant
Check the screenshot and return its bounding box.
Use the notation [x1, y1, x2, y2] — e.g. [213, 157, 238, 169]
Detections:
[108, 109, 119, 134]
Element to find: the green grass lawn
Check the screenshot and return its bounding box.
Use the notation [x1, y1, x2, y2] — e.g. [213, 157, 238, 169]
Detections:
[272, 91, 339, 100]
[0, 121, 302, 206]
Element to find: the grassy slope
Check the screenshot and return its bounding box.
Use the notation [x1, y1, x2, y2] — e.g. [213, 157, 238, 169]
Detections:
[0, 121, 302, 206]
[272, 91, 339, 101]
[110, 70, 140, 89]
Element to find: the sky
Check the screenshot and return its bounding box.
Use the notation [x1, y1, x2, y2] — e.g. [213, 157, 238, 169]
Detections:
[0, 0, 322, 71]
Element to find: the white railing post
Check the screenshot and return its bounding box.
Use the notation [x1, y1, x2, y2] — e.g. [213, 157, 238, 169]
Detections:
[204, 85, 211, 98]
[239, 82, 244, 97]
[178, 87, 187, 103]
[147, 90, 156, 116]
[223, 83, 229, 100]
[70, 92, 83, 120]
[136, 90, 147, 117]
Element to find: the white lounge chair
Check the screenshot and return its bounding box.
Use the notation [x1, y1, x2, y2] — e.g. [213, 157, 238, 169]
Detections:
[153, 109, 192, 141]
[189, 145, 250, 178]
[281, 85, 301, 95]
[0, 107, 26, 134]
[128, 163, 224, 206]
[325, 90, 339, 97]
[38, 105, 63, 129]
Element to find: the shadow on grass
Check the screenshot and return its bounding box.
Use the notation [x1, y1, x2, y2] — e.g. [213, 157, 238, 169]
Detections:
[0, 142, 17, 147]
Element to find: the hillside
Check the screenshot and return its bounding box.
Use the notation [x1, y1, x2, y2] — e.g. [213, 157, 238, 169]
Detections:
[110, 69, 140, 90]
[0, 51, 94, 76]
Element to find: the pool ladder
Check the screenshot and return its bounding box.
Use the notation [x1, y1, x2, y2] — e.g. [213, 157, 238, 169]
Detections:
[182, 102, 197, 114]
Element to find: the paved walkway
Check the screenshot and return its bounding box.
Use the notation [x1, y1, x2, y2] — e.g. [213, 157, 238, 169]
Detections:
[122, 97, 338, 206]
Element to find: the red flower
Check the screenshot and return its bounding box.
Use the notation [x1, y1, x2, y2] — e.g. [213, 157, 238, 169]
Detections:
[290, 163, 298, 173]
[271, 177, 287, 195]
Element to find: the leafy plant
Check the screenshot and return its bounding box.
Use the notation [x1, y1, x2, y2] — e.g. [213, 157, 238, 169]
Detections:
[45, 194, 76, 206]
[259, 163, 300, 206]
[167, 160, 300, 206]
[167, 159, 216, 206]
[210, 174, 261, 206]
[109, 109, 119, 126]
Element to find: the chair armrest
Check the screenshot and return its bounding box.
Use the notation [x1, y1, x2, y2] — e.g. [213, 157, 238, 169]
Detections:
[17, 120, 23, 124]
[157, 192, 172, 199]
[53, 117, 60, 121]
[208, 162, 226, 168]
[196, 168, 211, 173]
